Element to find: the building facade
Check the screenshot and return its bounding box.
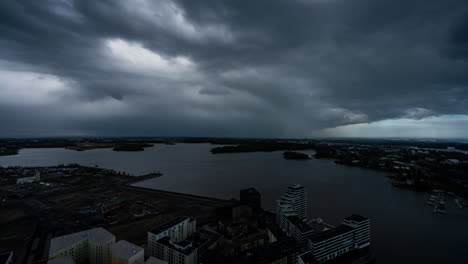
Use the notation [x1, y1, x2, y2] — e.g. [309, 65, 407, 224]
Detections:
[306, 214, 371, 263]
[276, 184, 311, 249]
[342, 215, 371, 249]
[276, 184, 307, 229]
[49, 227, 116, 264]
[147, 217, 197, 264]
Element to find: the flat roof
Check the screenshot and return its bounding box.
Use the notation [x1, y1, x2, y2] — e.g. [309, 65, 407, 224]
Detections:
[157, 237, 196, 255]
[308, 225, 354, 243]
[145, 257, 168, 264]
[49, 227, 115, 255]
[344, 214, 369, 222]
[110, 240, 143, 260]
[287, 215, 313, 233]
[150, 216, 189, 235]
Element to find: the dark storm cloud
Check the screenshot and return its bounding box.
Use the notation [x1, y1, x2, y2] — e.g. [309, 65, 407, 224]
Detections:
[1, 0, 468, 137]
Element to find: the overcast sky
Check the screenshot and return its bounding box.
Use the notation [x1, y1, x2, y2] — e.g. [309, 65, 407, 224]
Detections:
[1, 0, 468, 138]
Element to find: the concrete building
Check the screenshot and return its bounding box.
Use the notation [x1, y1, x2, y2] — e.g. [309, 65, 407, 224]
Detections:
[144, 257, 167, 264]
[240, 187, 262, 210]
[306, 215, 371, 263]
[147, 217, 197, 264]
[308, 225, 355, 263]
[110, 240, 144, 264]
[49, 227, 116, 264]
[276, 184, 307, 230]
[283, 184, 307, 219]
[48, 256, 75, 264]
[285, 216, 314, 249]
[342, 215, 371, 249]
[276, 184, 312, 249]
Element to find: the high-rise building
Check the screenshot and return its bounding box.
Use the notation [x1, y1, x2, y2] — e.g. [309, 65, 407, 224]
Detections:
[240, 187, 262, 210]
[276, 184, 308, 231]
[110, 240, 144, 264]
[147, 217, 197, 264]
[277, 184, 307, 221]
[49, 227, 116, 264]
[276, 185, 313, 250]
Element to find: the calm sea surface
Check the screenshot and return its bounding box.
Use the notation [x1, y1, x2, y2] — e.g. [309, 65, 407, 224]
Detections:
[1, 143, 467, 263]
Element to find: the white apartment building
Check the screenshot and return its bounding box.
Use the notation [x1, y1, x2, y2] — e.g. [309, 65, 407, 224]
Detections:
[342, 215, 371, 249]
[49, 227, 116, 264]
[110, 240, 144, 264]
[276, 184, 308, 232]
[147, 217, 197, 264]
[306, 214, 371, 263]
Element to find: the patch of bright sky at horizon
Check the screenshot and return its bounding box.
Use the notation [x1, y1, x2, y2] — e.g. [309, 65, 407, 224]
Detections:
[325, 115, 468, 139]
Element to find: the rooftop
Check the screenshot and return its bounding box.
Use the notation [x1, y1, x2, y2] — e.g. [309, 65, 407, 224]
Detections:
[344, 214, 369, 222]
[150, 216, 189, 235]
[110, 240, 143, 260]
[308, 225, 354, 243]
[157, 236, 197, 255]
[287, 215, 313, 233]
[145, 257, 168, 264]
[49, 227, 115, 255]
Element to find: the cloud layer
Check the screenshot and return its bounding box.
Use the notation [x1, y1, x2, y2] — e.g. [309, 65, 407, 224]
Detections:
[1, 0, 468, 137]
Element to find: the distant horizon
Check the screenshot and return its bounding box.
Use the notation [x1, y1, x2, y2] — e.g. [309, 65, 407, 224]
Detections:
[2, 1, 468, 142]
[2, 135, 468, 142]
